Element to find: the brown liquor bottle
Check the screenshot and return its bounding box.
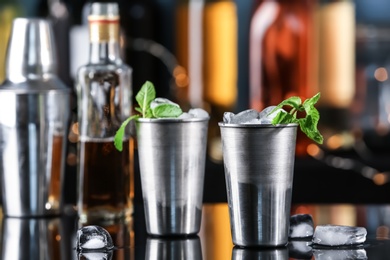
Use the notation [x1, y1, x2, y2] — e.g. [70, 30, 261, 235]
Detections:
[249, 0, 317, 156]
[75, 2, 133, 224]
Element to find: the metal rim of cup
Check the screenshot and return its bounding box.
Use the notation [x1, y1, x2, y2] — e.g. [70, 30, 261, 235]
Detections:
[218, 122, 298, 128]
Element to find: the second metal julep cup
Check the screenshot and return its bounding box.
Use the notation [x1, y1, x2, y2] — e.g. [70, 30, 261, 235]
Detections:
[219, 123, 297, 247]
[136, 117, 209, 236]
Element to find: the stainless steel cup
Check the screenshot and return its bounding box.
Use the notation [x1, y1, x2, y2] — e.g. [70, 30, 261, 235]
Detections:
[0, 18, 70, 217]
[136, 118, 209, 236]
[146, 236, 202, 260]
[219, 123, 297, 247]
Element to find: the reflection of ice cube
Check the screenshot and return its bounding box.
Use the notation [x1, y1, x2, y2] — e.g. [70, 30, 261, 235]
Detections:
[150, 98, 179, 109]
[312, 225, 367, 246]
[188, 108, 209, 118]
[288, 241, 313, 259]
[230, 109, 259, 124]
[289, 214, 314, 238]
[76, 226, 114, 252]
[313, 249, 367, 260]
[223, 112, 235, 123]
[79, 251, 113, 260]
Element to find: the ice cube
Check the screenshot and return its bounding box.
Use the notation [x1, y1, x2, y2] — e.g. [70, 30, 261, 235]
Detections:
[259, 105, 285, 122]
[289, 214, 314, 239]
[230, 109, 259, 124]
[242, 118, 262, 124]
[188, 108, 209, 118]
[76, 225, 114, 252]
[150, 98, 179, 109]
[223, 112, 235, 123]
[313, 249, 367, 260]
[312, 225, 367, 246]
[178, 112, 193, 119]
[288, 241, 313, 259]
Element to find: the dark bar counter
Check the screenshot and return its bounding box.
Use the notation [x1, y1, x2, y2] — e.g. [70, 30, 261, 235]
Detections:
[2, 203, 390, 259]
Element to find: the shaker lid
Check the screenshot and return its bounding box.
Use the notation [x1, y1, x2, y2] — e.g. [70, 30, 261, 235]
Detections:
[3, 18, 61, 86]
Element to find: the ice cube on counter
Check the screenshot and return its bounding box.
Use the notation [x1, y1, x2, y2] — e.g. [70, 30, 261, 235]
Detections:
[313, 249, 367, 260]
[312, 225, 367, 246]
[76, 225, 114, 252]
[289, 214, 314, 239]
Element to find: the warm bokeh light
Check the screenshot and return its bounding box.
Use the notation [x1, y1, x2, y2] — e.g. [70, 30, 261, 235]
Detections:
[326, 134, 343, 150]
[376, 226, 390, 240]
[67, 153, 77, 166]
[307, 144, 323, 158]
[373, 173, 388, 185]
[374, 67, 388, 82]
[173, 65, 189, 87]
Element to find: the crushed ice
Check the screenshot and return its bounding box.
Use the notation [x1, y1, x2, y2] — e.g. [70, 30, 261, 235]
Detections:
[222, 106, 284, 124]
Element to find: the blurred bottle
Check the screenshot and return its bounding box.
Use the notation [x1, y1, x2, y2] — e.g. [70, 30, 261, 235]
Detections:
[316, 0, 355, 151]
[249, 0, 317, 156]
[76, 2, 133, 224]
[0, 1, 23, 82]
[175, 0, 238, 163]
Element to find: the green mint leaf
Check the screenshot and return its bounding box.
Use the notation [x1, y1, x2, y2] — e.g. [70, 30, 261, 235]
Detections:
[271, 110, 297, 125]
[152, 103, 183, 118]
[275, 96, 303, 111]
[303, 92, 321, 109]
[135, 81, 156, 118]
[298, 115, 323, 144]
[114, 115, 139, 151]
[271, 92, 323, 144]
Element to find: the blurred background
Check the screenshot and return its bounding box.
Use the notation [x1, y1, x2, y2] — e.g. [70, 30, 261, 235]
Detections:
[1, 0, 390, 205]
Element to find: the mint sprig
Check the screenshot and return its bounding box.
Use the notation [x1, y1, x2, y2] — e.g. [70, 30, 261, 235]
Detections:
[270, 93, 323, 144]
[114, 81, 183, 151]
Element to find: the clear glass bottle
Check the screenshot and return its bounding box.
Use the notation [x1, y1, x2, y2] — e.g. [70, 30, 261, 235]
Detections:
[76, 2, 133, 223]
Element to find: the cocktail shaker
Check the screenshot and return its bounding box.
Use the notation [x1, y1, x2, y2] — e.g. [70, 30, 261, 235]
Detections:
[0, 18, 70, 217]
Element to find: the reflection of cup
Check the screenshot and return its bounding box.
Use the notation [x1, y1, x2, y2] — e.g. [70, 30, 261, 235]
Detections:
[219, 123, 297, 247]
[145, 236, 202, 260]
[0, 18, 70, 217]
[137, 118, 209, 236]
[232, 246, 288, 259]
[1, 217, 66, 259]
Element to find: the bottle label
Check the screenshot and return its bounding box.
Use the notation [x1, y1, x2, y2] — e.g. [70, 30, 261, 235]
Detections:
[88, 15, 119, 43]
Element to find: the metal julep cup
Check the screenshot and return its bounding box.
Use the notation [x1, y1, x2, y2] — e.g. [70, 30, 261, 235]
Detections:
[219, 123, 297, 247]
[136, 117, 209, 236]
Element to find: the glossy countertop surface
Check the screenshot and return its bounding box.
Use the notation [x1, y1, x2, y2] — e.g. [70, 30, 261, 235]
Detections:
[2, 203, 390, 259]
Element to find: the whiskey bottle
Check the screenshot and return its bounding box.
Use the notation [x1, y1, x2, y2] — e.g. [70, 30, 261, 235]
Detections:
[76, 2, 133, 224]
